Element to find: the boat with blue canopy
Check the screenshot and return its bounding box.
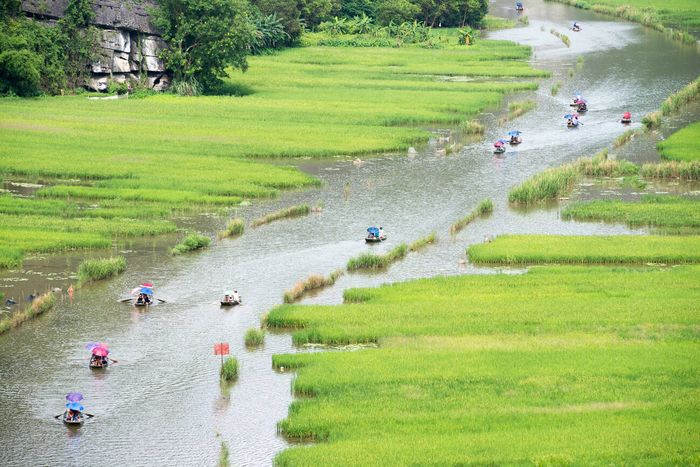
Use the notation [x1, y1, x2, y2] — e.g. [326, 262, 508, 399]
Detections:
[508, 130, 523, 145]
[366, 227, 386, 243]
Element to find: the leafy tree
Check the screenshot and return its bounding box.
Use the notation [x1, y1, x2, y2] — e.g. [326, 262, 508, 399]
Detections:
[374, 0, 420, 25]
[0, 49, 40, 96]
[339, 0, 375, 18]
[251, 0, 303, 45]
[151, 0, 255, 93]
[0, 0, 21, 19]
[298, 0, 340, 27]
[57, 0, 98, 88]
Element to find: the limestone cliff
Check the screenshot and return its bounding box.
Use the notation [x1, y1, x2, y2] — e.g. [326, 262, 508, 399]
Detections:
[21, 0, 170, 91]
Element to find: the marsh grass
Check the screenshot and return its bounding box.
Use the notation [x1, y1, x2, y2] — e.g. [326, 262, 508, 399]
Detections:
[549, 28, 571, 47]
[500, 100, 536, 123]
[550, 82, 562, 96]
[640, 161, 700, 180]
[347, 244, 408, 271]
[482, 15, 516, 30]
[78, 256, 126, 284]
[642, 110, 662, 129]
[0, 291, 56, 335]
[284, 270, 344, 304]
[613, 129, 637, 148]
[251, 205, 311, 228]
[459, 119, 485, 135]
[468, 234, 700, 264]
[218, 218, 245, 239]
[562, 195, 700, 229]
[661, 77, 699, 115]
[408, 232, 436, 251]
[657, 122, 700, 162]
[219, 441, 230, 467]
[244, 328, 265, 348]
[171, 233, 211, 255]
[220, 357, 239, 381]
[450, 199, 493, 234]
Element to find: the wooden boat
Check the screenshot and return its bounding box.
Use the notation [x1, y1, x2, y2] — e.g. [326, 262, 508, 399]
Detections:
[577, 103, 588, 112]
[62, 412, 84, 425]
[621, 118, 632, 124]
[365, 235, 386, 243]
[220, 298, 241, 306]
[89, 358, 108, 369]
[567, 121, 579, 128]
[509, 137, 522, 145]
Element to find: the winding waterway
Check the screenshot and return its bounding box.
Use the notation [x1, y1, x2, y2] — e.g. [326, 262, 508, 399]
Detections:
[0, 0, 698, 465]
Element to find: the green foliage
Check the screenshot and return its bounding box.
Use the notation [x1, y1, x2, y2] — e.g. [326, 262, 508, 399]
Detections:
[468, 234, 700, 264]
[220, 356, 239, 381]
[78, 256, 127, 283]
[457, 26, 477, 45]
[251, 13, 289, 54]
[244, 328, 265, 347]
[640, 160, 700, 181]
[0, 49, 40, 96]
[219, 441, 230, 467]
[375, 0, 420, 25]
[562, 196, 700, 230]
[481, 15, 516, 30]
[459, 119, 484, 134]
[107, 80, 129, 95]
[218, 218, 245, 239]
[251, 205, 311, 228]
[268, 265, 699, 464]
[284, 270, 344, 303]
[449, 198, 493, 234]
[408, 231, 436, 251]
[657, 121, 700, 162]
[347, 243, 408, 270]
[152, 0, 255, 91]
[171, 233, 211, 255]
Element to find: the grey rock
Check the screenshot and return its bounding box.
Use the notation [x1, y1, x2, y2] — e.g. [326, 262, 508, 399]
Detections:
[87, 76, 109, 92]
[143, 55, 165, 72]
[141, 35, 166, 57]
[91, 49, 113, 73]
[112, 51, 131, 73]
[101, 29, 130, 53]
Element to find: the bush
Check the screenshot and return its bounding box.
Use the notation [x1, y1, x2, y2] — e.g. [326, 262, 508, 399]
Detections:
[107, 80, 129, 95]
[0, 49, 41, 96]
[220, 356, 239, 381]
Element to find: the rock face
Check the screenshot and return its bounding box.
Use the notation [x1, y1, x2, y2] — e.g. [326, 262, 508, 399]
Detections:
[21, 0, 170, 91]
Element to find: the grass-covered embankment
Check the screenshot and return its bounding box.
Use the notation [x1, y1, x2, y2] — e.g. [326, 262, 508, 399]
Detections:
[450, 199, 493, 234]
[546, 0, 700, 42]
[0, 39, 545, 266]
[268, 266, 699, 464]
[468, 234, 700, 264]
[251, 205, 311, 228]
[657, 121, 700, 162]
[562, 195, 700, 230]
[77, 256, 127, 284]
[347, 232, 436, 271]
[284, 270, 344, 304]
[0, 291, 56, 335]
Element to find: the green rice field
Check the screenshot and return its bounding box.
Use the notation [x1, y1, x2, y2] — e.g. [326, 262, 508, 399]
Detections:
[0, 40, 545, 268]
[562, 195, 700, 230]
[269, 266, 699, 465]
[467, 234, 700, 264]
[657, 121, 700, 162]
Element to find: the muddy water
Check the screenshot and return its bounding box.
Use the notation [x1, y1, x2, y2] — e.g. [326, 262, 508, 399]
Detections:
[1, 1, 699, 465]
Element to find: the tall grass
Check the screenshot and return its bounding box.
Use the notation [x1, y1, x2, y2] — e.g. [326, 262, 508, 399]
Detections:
[640, 161, 700, 180]
[613, 129, 637, 148]
[468, 234, 700, 264]
[218, 218, 245, 239]
[77, 256, 127, 284]
[347, 244, 408, 271]
[283, 270, 344, 303]
[500, 100, 536, 123]
[660, 77, 700, 115]
[657, 121, 700, 162]
[459, 119, 485, 135]
[220, 357, 239, 381]
[245, 328, 265, 348]
[550, 81, 562, 96]
[219, 441, 230, 467]
[450, 199, 493, 234]
[408, 232, 436, 251]
[251, 205, 311, 228]
[171, 233, 211, 255]
[549, 28, 571, 47]
[0, 291, 56, 335]
[642, 110, 662, 129]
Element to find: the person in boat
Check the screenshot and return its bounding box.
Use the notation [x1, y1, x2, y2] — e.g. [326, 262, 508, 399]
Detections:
[233, 290, 241, 303]
[90, 354, 101, 367]
[378, 226, 385, 239]
[621, 111, 632, 123]
[572, 21, 581, 31]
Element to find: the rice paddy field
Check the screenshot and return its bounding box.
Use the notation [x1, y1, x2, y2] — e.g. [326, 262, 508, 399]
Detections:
[269, 266, 700, 465]
[467, 234, 700, 264]
[0, 40, 545, 268]
[657, 121, 700, 162]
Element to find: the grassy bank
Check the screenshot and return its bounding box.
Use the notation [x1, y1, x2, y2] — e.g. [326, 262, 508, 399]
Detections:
[284, 270, 344, 304]
[657, 121, 700, 162]
[0, 39, 544, 265]
[0, 291, 56, 335]
[171, 233, 211, 255]
[468, 234, 700, 264]
[77, 256, 127, 284]
[268, 266, 698, 464]
[562, 195, 700, 230]
[640, 160, 700, 180]
[347, 244, 408, 271]
[450, 199, 493, 234]
[251, 205, 311, 228]
[546, 0, 700, 42]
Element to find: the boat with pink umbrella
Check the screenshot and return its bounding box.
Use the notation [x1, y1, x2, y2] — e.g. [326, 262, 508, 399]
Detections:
[86, 342, 113, 369]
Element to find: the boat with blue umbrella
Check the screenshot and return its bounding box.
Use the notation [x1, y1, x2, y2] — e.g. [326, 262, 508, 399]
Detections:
[132, 283, 154, 307]
[61, 393, 85, 425]
[515, 1, 524, 11]
[508, 130, 523, 145]
[564, 114, 580, 128]
[365, 226, 386, 243]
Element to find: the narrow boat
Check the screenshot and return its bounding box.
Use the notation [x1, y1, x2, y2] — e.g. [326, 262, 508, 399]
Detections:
[366, 227, 386, 243]
[621, 112, 632, 124]
[62, 411, 85, 425]
[493, 139, 507, 153]
[89, 358, 108, 369]
[221, 290, 241, 306]
[508, 130, 523, 145]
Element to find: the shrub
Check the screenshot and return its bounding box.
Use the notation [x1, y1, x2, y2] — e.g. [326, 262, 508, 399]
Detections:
[0, 49, 41, 96]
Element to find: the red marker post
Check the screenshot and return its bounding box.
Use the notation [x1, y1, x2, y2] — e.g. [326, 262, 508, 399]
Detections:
[214, 342, 230, 369]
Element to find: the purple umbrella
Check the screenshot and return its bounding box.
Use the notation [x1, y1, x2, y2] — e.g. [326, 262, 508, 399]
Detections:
[66, 392, 83, 402]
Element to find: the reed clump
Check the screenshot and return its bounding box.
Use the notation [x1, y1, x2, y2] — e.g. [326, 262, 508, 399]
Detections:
[642, 110, 662, 130]
[219, 441, 230, 467]
[251, 205, 311, 228]
[77, 256, 127, 284]
[245, 328, 265, 348]
[220, 356, 239, 381]
[613, 129, 636, 148]
[549, 28, 571, 47]
[550, 82, 562, 96]
[218, 218, 244, 239]
[347, 244, 408, 271]
[171, 233, 211, 255]
[501, 100, 536, 123]
[640, 161, 700, 181]
[284, 269, 344, 304]
[459, 119, 485, 135]
[0, 291, 56, 335]
[408, 232, 436, 252]
[450, 199, 493, 234]
[661, 77, 699, 115]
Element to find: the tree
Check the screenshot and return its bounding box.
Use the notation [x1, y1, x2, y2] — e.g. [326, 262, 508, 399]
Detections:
[298, 0, 340, 27]
[251, 0, 303, 45]
[339, 0, 374, 18]
[152, 0, 255, 93]
[0, 49, 41, 96]
[374, 0, 420, 26]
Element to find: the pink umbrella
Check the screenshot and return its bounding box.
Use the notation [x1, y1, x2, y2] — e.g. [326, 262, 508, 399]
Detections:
[92, 346, 109, 357]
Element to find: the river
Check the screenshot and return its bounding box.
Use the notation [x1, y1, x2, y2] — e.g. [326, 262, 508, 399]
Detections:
[0, 0, 698, 465]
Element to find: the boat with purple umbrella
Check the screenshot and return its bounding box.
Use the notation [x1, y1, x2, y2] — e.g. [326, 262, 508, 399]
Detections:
[62, 393, 85, 425]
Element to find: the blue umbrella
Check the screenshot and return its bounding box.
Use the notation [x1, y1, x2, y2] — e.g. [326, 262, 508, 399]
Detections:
[507, 130, 522, 136]
[65, 392, 83, 402]
[564, 114, 574, 119]
[140, 287, 153, 295]
[66, 402, 84, 412]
